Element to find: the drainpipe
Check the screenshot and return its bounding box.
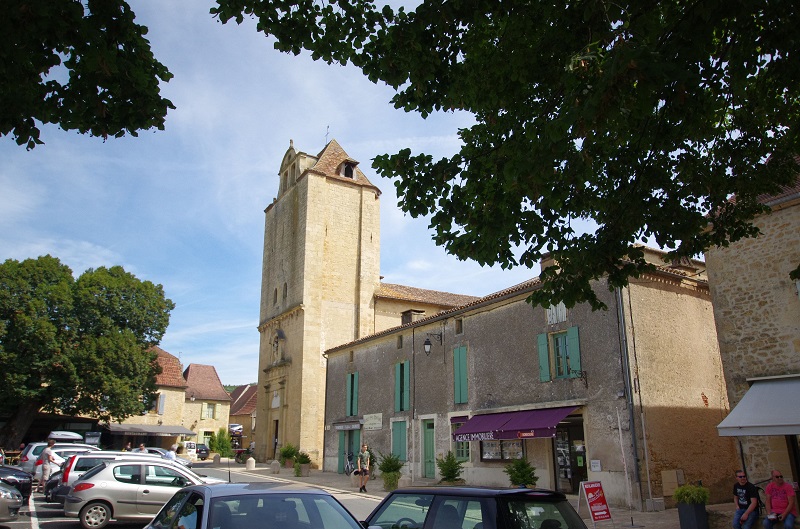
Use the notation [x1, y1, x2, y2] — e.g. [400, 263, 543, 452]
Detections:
[616, 287, 644, 509]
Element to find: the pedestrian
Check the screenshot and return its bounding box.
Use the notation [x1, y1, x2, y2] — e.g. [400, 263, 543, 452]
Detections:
[763, 469, 797, 529]
[357, 443, 370, 493]
[37, 439, 56, 493]
[122, 442, 132, 451]
[733, 470, 759, 529]
[165, 444, 178, 461]
[134, 443, 147, 453]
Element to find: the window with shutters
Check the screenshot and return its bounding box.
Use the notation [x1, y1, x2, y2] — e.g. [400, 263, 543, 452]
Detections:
[395, 361, 410, 411]
[453, 346, 468, 404]
[537, 326, 581, 381]
[203, 403, 217, 419]
[346, 372, 359, 416]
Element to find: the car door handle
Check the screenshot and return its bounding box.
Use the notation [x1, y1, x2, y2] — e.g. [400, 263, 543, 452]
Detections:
[142, 489, 151, 494]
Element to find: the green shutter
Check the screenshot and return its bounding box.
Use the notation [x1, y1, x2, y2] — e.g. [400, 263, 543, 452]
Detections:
[352, 372, 359, 415]
[354, 429, 361, 452]
[346, 374, 353, 416]
[538, 333, 551, 381]
[454, 346, 468, 404]
[567, 326, 581, 376]
[403, 360, 411, 410]
[392, 421, 407, 461]
[394, 363, 401, 412]
[338, 431, 345, 473]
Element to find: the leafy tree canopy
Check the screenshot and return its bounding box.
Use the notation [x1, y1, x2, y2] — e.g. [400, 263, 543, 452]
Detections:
[1, 0, 174, 149]
[0, 255, 175, 447]
[212, 0, 800, 309]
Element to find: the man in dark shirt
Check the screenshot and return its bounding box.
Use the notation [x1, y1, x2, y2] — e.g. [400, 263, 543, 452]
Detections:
[733, 470, 759, 529]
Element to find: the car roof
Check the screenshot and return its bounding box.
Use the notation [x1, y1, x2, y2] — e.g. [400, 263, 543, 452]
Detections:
[183, 482, 331, 499]
[384, 486, 569, 500]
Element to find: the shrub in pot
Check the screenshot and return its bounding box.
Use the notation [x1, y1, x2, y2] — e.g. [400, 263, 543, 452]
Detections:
[436, 451, 465, 484]
[673, 484, 710, 529]
[294, 451, 312, 477]
[279, 443, 299, 467]
[378, 452, 404, 491]
[504, 459, 538, 488]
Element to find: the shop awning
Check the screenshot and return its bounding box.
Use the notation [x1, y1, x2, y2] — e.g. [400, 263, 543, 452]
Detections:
[105, 424, 197, 437]
[717, 376, 800, 437]
[453, 406, 579, 442]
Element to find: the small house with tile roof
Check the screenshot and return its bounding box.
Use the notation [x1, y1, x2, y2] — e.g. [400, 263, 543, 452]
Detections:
[229, 383, 258, 445]
[184, 364, 232, 446]
[707, 177, 800, 485]
[104, 346, 196, 448]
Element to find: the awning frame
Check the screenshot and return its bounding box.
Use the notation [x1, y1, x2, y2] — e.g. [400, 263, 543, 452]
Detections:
[453, 406, 579, 442]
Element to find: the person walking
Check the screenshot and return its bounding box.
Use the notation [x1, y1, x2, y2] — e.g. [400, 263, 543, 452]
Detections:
[165, 444, 178, 461]
[733, 470, 759, 529]
[357, 443, 370, 493]
[763, 469, 797, 529]
[36, 439, 56, 493]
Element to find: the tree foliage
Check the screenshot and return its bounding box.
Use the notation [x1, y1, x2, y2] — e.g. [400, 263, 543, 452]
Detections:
[1, 0, 174, 149]
[0, 255, 174, 447]
[212, 0, 800, 309]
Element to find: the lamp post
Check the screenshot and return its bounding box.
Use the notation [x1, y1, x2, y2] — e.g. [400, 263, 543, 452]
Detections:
[423, 333, 442, 355]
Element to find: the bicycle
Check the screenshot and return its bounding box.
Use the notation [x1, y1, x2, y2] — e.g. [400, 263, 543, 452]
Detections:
[343, 452, 355, 475]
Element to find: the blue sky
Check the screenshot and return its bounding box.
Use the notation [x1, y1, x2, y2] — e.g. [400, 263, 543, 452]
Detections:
[0, 1, 539, 385]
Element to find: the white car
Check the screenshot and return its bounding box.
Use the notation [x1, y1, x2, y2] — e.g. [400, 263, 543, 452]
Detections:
[33, 447, 95, 481]
[18, 442, 99, 475]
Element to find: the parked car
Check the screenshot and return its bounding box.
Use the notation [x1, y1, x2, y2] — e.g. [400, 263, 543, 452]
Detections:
[364, 486, 588, 529]
[50, 451, 165, 505]
[43, 470, 62, 502]
[228, 424, 243, 436]
[0, 482, 23, 522]
[143, 447, 193, 468]
[33, 446, 95, 481]
[195, 444, 210, 461]
[18, 442, 99, 475]
[64, 459, 224, 529]
[0, 465, 32, 502]
[144, 482, 362, 529]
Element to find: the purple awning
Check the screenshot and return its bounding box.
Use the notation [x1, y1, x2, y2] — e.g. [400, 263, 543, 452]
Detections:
[453, 406, 579, 442]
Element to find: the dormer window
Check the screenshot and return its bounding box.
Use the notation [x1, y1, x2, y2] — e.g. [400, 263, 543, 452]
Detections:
[338, 160, 358, 179]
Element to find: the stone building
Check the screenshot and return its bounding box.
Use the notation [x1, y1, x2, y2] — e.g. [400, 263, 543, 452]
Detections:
[254, 140, 470, 465]
[323, 248, 739, 508]
[229, 383, 258, 447]
[707, 179, 800, 484]
[183, 363, 232, 446]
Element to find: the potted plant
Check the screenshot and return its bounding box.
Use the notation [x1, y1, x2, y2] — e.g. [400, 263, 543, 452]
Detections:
[436, 451, 465, 485]
[294, 451, 312, 477]
[278, 443, 299, 468]
[504, 459, 538, 488]
[378, 451, 404, 491]
[673, 483, 710, 529]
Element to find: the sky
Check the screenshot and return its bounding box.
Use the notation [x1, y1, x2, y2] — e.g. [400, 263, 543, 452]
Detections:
[0, 1, 539, 385]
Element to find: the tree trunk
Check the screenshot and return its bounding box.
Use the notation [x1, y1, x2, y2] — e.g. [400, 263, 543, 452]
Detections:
[0, 400, 42, 448]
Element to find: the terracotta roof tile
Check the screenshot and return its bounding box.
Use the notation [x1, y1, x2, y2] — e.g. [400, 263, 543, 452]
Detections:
[183, 364, 231, 401]
[149, 346, 187, 388]
[377, 283, 480, 307]
[757, 175, 800, 205]
[308, 139, 380, 193]
[229, 384, 258, 416]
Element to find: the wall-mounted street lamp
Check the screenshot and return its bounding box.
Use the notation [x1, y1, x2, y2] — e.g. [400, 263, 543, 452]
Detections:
[423, 332, 442, 355]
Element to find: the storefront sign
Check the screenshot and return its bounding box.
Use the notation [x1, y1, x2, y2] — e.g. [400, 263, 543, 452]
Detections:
[454, 431, 495, 442]
[580, 481, 612, 522]
[363, 413, 382, 430]
[333, 422, 361, 431]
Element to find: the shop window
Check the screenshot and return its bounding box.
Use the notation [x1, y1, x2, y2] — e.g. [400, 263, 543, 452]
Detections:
[451, 421, 470, 461]
[453, 346, 468, 404]
[480, 439, 523, 461]
[537, 326, 581, 381]
[346, 372, 359, 416]
[392, 420, 407, 461]
[395, 361, 410, 411]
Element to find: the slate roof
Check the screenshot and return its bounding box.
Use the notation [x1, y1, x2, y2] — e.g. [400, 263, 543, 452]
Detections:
[377, 283, 481, 308]
[229, 384, 258, 416]
[150, 346, 187, 389]
[183, 364, 231, 402]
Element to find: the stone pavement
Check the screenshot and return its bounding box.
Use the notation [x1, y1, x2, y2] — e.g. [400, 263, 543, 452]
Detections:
[208, 459, 735, 529]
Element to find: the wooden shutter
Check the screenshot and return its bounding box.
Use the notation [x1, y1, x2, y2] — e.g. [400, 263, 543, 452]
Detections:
[454, 346, 468, 403]
[403, 360, 411, 410]
[392, 421, 407, 460]
[157, 393, 166, 415]
[567, 326, 581, 376]
[537, 333, 551, 381]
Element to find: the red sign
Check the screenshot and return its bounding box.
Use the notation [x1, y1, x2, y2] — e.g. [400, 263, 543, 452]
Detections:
[581, 481, 612, 522]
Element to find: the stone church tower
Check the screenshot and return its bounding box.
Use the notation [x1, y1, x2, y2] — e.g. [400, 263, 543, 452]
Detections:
[254, 139, 381, 464]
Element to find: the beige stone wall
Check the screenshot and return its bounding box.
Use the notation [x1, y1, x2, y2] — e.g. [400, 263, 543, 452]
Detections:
[123, 386, 185, 427]
[624, 277, 738, 503]
[706, 197, 800, 481]
[374, 298, 452, 333]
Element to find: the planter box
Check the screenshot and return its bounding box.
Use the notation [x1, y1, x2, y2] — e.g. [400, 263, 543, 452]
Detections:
[677, 503, 708, 529]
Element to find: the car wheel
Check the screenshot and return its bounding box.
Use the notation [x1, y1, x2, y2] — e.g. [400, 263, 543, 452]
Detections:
[80, 501, 112, 529]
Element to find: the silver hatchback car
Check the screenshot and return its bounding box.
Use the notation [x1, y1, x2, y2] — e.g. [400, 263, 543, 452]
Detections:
[64, 459, 223, 529]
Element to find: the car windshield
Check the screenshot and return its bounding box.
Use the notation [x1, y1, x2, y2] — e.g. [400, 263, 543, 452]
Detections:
[501, 496, 586, 529]
[210, 493, 361, 529]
